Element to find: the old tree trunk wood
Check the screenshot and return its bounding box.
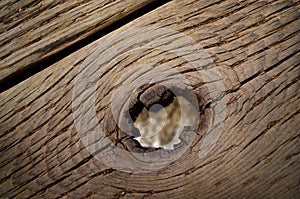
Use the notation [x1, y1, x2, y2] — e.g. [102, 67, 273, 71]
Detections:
[0, 0, 299, 198]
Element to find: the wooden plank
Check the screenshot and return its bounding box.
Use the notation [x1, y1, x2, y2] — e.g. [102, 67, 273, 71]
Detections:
[0, 0, 299, 198]
[0, 0, 163, 85]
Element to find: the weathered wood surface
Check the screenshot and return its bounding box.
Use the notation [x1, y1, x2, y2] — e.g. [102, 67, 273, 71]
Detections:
[0, 0, 160, 84]
[0, 0, 300, 198]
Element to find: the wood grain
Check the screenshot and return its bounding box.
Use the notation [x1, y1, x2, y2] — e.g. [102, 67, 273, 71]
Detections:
[0, 0, 299, 198]
[0, 0, 161, 84]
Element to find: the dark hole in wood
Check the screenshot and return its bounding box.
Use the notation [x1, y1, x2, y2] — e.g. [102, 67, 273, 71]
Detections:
[103, 83, 207, 153]
[128, 84, 176, 123]
[126, 84, 203, 150]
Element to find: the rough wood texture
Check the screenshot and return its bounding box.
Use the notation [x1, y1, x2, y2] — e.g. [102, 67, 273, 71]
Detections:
[0, 0, 159, 83]
[0, 0, 300, 198]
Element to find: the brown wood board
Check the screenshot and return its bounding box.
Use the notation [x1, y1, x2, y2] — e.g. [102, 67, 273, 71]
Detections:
[0, 0, 299, 198]
[0, 0, 162, 86]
